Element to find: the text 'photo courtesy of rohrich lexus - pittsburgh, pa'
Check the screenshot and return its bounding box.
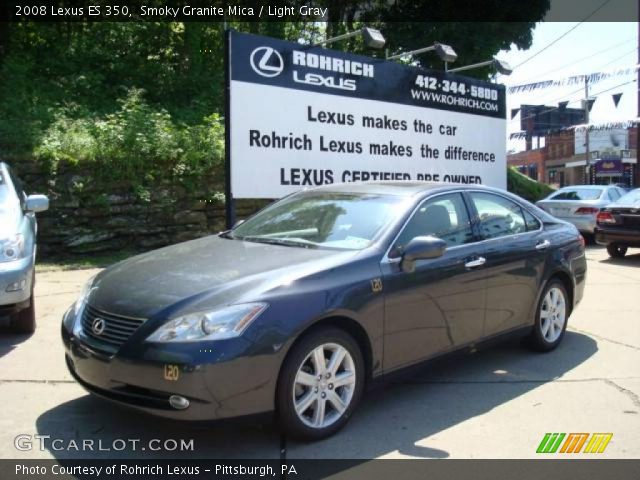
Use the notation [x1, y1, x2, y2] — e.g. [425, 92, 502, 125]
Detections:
[62, 182, 586, 440]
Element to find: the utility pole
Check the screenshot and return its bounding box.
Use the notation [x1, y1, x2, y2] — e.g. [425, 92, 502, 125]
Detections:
[584, 75, 590, 185]
[636, 19, 639, 187]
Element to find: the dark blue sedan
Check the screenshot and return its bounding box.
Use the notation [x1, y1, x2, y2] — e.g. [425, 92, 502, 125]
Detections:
[62, 182, 586, 440]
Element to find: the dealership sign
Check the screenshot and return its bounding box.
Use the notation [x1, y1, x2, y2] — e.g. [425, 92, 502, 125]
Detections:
[228, 31, 507, 199]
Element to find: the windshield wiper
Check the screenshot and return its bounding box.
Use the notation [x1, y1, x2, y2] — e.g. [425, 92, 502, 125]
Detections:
[219, 230, 236, 239]
[239, 236, 318, 249]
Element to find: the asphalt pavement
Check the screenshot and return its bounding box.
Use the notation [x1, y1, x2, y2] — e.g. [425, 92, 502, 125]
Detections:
[0, 245, 638, 459]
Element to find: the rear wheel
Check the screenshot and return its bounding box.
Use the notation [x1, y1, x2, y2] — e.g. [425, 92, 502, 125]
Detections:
[528, 280, 569, 352]
[607, 244, 627, 258]
[277, 327, 364, 440]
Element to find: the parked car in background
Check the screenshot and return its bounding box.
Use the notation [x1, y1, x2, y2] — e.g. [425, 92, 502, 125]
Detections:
[62, 182, 586, 440]
[595, 188, 640, 258]
[0, 162, 49, 333]
[536, 185, 627, 235]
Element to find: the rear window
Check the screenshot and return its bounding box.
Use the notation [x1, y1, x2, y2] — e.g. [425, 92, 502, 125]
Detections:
[550, 188, 603, 201]
[615, 188, 640, 206]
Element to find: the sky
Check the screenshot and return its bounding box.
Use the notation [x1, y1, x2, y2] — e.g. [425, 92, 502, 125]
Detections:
[494, 21, 638, 152]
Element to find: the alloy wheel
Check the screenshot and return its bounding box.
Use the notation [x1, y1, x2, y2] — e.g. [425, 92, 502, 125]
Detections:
[540, 287, 566, 343]
[292, 343, 357, 429]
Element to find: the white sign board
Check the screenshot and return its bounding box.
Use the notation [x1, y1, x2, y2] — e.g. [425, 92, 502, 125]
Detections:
[574, 128, 629, 155]
[228, 31, 507, 199]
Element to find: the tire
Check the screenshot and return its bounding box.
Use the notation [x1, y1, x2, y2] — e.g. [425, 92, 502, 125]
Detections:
[276, 327, 365, 441]
[607, 244, 627, 258]
[11, 296, 35, 334]
[528, 279, 569, 352]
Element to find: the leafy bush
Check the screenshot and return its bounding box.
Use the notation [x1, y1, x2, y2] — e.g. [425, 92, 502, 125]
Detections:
[507, 167, 555, 203]
[34, 88, 224, 186]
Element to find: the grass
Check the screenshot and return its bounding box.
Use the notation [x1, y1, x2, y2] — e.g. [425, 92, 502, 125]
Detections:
[36, 249, 140, 272]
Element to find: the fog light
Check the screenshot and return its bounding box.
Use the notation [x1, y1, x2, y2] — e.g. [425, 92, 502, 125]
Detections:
[6, 279, 26, 292]
[169, 395, 190, 410]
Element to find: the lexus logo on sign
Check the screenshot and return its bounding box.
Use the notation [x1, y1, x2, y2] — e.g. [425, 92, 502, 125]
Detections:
[250, 47, 284, 78]
[92, 317, 106, 335]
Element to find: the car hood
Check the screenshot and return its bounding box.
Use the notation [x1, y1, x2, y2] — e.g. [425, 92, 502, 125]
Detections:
[88, 235, 361, 319]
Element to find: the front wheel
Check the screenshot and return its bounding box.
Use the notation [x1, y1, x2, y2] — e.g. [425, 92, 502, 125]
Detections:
[607, 244, 627, 258]
[277, 327, 364, 440]
[528, 280, 569, 352]
[11, 297, 36, 334]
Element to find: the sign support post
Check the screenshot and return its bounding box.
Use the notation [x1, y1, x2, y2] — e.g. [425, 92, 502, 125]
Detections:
[224, 28, 236, 229]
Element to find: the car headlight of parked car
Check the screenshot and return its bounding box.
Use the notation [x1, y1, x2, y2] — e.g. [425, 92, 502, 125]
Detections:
[146, 303, 268, 343]
[0, 234, 25, 263]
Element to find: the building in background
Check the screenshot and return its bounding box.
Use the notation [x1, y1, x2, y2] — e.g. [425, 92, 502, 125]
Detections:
[508, 126, 638, 188]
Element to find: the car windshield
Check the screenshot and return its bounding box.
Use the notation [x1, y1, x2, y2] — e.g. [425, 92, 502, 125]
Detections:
[0, 176, 10, 206]
[550, 188, 603, 201]
[615, 188, 640, 206]
[228, 191, 407, 250]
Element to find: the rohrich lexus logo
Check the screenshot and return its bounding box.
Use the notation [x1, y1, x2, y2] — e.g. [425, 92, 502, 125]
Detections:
[91, 317, 106, 335]
[250, 46, 284, 78]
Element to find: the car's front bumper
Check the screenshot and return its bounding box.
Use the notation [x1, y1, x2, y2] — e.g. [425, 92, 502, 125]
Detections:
[61, 306, 281, 421]
[0, 255, 34, 311]
[595, 227, 640, 247]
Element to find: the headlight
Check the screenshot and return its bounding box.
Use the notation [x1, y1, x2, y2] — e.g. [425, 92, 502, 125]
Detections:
[146, 303, 268, 343]
[0, 234, 25, 263]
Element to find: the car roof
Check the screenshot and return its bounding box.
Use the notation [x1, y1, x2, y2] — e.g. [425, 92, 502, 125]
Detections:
[557, 185, 605, 190]
[304, 181, 505, 197]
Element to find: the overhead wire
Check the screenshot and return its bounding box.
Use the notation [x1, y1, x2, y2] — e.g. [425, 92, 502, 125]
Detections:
[510, 78, 638, 125]
[510, 37, 635, 85]
[514, 0, 613, 69]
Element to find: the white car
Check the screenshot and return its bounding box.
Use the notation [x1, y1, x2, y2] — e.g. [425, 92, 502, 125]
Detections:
[536, 185, 627, 235]
[0, 162, 49, 333]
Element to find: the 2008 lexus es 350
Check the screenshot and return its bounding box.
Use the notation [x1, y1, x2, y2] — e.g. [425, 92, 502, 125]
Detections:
[62, 182, 586, 440]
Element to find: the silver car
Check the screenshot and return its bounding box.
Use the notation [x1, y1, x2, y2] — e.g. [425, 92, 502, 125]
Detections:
[536, 185, 627, 235]
[0, 162, 49, 333]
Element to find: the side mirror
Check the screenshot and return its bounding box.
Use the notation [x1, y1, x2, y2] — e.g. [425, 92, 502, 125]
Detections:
[401, 235, 447, 273]
[25, 194, 49, 213]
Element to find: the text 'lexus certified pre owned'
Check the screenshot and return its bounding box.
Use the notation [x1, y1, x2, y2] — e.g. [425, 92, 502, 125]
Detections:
[62, 183, 586, 440]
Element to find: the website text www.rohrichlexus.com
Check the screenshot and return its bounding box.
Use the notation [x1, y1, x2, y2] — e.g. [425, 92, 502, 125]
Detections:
[14, 434, 194, 453]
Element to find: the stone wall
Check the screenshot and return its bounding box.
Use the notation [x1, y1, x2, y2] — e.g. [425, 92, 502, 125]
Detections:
[12, 160, 269, 257]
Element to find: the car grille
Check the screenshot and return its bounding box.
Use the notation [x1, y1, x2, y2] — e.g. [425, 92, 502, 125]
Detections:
[81, 305, 146, 348]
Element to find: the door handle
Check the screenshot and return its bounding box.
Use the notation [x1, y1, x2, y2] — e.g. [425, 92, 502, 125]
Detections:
[535, 239, 551, 251]
[465, 257, 486, 268]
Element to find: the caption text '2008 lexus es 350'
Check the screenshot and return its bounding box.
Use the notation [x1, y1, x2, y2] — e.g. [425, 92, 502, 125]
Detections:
[62, 182, 586, 440]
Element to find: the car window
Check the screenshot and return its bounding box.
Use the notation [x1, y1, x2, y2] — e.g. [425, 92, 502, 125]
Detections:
[607, 189, 619, 201]
[0, 172, 10, 207]
[523, 209, 541, 231]
[550, 188, 603, 201]
[391, 193, 473, 256]
[6, 166, 26, 209]
[470, 192, 527, 240]
[232, 192, 407, 250]
[615, 188, 640, 205]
